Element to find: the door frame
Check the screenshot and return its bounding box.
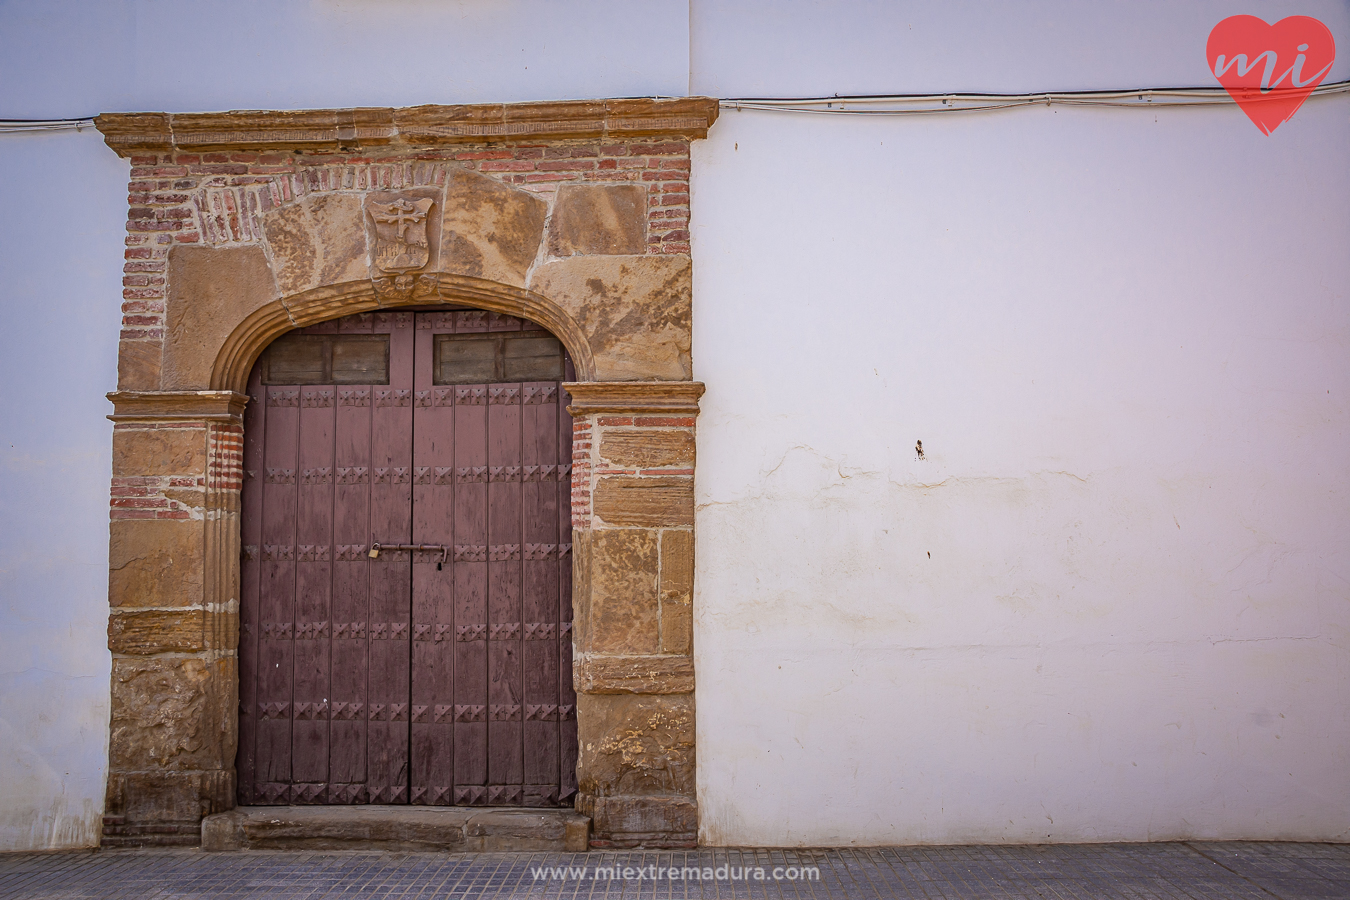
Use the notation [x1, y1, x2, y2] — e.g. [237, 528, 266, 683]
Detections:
[97, 97, 716, 850]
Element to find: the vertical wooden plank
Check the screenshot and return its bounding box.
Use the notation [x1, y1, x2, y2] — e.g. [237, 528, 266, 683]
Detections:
[237, 365, 266, 804]
[411, 312, 456, 805]
[329, 313, 374, 803]
[559, 358, 578, 802]
[290, 385, 335, 800]
[256, 384, 299, 801]
[368, 311, 414, 804]
[486, 314, 524, 806]
[521, 376, 561, 806]
[451, 309, 489, 804]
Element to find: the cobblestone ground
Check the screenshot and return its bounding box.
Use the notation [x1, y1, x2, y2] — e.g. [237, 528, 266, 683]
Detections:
[1, 843, 1347, 899]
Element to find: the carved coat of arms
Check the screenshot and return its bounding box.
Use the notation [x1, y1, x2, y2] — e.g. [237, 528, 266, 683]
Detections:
[367, 196, 435, 273]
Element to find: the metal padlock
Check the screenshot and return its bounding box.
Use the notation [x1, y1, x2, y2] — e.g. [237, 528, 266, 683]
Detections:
[368, 543, 380, 559]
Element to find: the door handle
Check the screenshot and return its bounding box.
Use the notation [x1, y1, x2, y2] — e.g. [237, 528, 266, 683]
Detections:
[368, 542, 450, 570]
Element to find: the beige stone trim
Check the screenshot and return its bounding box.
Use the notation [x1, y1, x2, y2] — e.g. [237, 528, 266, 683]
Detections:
[107, 391, 249, 423]
[95, 98, 719, 155]
[565, 381, 705, 416]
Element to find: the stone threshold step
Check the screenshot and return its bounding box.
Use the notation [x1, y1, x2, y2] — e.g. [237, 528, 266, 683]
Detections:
[203, 806, 590, 852]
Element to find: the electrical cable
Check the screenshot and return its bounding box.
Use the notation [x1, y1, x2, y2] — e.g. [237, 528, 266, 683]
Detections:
[0, 117, 96, 134]
[720, 79, 1350, 115]
[4, 79, 1348, 131]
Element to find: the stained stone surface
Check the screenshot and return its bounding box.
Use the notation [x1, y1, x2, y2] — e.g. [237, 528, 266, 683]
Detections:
[440, 168, 547, 287]
[577, 693, 695, 799]
[659, 530, 693, 655]
[529, 255, 692, 382]
[586, 529, 659, 654]
[593, 477, 694, 528]
[599, 430, 695, 469]
[108, 519, 204, 609]
[109, 658, 211, 770]
[117, 339, 162, 390]
[203, 806, 590, 853]
[112, 427, 206, 477]
[163, 246, 279, 389]
[261, 193, 370, 297]
[108, 609, 205, 655]
[548, 184, 647, 257]
[575, 656, 694, 695]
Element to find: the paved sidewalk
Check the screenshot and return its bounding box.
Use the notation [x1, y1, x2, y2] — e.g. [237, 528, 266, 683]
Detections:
[1, 842, 1347, 899]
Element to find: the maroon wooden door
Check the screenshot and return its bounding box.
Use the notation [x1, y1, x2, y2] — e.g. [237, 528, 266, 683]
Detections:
[238, 309, 575, 807]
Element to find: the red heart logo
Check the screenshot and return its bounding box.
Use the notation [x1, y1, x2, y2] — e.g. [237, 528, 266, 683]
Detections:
[1206, 15, 1336, 134]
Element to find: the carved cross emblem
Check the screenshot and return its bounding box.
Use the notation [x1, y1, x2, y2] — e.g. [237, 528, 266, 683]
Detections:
[366, 195, 434, 273]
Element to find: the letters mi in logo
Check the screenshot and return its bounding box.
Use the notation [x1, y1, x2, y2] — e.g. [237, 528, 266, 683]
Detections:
[368, 196, 435, 272]
[1207, 15, 1337, 135]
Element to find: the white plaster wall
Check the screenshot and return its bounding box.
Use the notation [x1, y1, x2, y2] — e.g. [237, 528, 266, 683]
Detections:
[690, 0, 1350, 845]
[0, 130, 125, 851]
[3, 0, 1348, 851]
[0, 0, 690, 852]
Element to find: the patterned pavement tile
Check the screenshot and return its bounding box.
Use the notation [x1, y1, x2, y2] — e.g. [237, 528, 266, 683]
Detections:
[0, 843, 1347, 899]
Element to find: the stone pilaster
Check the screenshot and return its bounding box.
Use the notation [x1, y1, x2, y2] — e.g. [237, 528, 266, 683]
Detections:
[102, 391, 246, 847]
[565, 381, 703, 848]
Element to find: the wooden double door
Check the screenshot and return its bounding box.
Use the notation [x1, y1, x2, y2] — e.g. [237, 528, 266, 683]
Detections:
[238, 309, 576, 807]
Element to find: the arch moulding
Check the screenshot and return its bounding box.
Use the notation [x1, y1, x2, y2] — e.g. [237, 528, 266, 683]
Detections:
[97, 97, 716, 850]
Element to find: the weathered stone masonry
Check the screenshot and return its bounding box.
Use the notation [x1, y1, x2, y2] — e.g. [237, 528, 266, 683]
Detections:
[96, 98, 717, 849]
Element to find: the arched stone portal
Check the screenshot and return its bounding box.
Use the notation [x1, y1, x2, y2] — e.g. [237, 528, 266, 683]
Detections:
[96, 98, 717, 849]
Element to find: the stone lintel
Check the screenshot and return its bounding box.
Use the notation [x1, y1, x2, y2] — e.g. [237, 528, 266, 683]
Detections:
[565, 381, 705, 416]
[575, 654, 694, 694]
[95, 97, 720, 155]
[108, 391, 249, 423]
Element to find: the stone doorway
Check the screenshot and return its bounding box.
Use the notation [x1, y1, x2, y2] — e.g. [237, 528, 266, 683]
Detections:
[96, 97, 717, 849]
[239, 309, 577, 808]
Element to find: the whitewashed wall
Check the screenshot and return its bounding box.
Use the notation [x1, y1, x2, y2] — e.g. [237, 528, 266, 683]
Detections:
[2, 0, 1347, 851]
[690, 0, 1350, 845]
[0, 0, 687, 852]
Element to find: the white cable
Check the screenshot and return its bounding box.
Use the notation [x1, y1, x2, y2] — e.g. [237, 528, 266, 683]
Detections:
[0, 118, 96, 134]
[721, 80, 1350, 115]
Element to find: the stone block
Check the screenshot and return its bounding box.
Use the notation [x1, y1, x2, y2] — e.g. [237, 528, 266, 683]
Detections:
[575, 655, 693, 694]
[589, 529, 658, 654]
[109, 658, 211, 770]
[112, 427, 207, 477]
[261, 193, 370, 297]
[660, 530, 693, 654]
[109, 518, 203, 608]
[440, 168, 547, 287]
[600, 430, 694, 469]
[111, 772, 207, 825]
[570, 529, 593, 648]
[201, 806, 590, 852]
[529, 255, 692, 381]
[163, 246, 278, 390]
[548, 184, 646, 256]
[594, 476, 693, 528]
[109, 609, 205, 655]
[586, 795, 698, 848]
[577, 693, 695, 798]
[117, 340, 162, 391]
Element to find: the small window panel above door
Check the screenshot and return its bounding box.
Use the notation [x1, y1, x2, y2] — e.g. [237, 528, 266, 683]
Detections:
[262, 334, 391, 385]
[433, 332, 565, 385]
